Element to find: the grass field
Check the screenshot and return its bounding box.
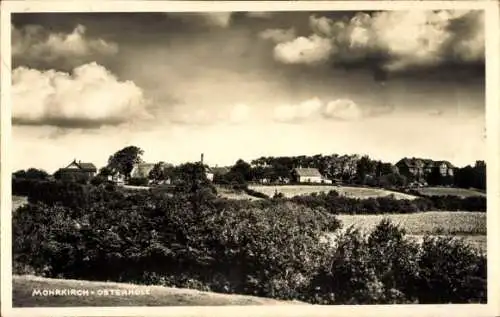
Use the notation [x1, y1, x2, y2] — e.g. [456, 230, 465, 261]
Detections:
[335, 211, 486, 254]
[248, 185, 418, 200]
[415, 187, 486, 198]
[13, 275, 305, 307]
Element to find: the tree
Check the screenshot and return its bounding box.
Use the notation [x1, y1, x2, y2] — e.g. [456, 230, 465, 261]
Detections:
[13, 168, 49, 180]
[356, 156, 376, 184]
[107, 146, 144, 180]
[98, 166, 113, 178]
[230, 159, 253, 182]
[149, 162, 166, 182]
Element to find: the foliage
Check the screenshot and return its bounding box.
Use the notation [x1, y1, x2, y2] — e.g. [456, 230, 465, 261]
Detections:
[417, 236, 487, 303]
[289, 190, 485, 214]
[107, 146, 144, 179]
[13, 187, 340, 300]
[128, 177, 149, 186]
[13, 168, 49, 180]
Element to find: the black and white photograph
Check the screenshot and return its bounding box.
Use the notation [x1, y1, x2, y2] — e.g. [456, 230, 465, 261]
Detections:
[2, 0, 500, 315]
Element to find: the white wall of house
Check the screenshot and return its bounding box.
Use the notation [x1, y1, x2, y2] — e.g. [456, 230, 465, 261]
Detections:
[299, 176, 322, 183]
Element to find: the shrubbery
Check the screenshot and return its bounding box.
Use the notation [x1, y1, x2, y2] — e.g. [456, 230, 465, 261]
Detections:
[128, 177, 149, 186]
[308, 220, 486, 304]
[288, 190, 486, 214]
[13, 183, 486, 304]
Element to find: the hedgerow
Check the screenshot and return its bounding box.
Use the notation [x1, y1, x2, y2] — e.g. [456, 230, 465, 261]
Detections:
[288, 190, 485, 214]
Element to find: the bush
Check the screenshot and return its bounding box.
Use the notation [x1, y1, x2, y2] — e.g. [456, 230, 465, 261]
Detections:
[12, 179, 487, 304]
[307, 220, 486, 304]
[417, 236, 486, 303]
[288, 190, 485, 214]
[128, 177, 149, 186]
[366, 219, 420, 303]
[309, 227, 385, 304]
[244, 188, 270, 199]
[13, 190, 340, 301]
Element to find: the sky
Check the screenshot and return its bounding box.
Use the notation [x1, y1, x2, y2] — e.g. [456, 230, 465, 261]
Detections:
[10, 10, 486, 173]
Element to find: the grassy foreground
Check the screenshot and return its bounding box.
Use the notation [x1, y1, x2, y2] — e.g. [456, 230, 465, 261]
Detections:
[13, 275, 306, 307]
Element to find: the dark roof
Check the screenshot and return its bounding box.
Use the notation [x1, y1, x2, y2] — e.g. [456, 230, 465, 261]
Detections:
[396, 158, 424, 168]
[78, 163, 97, 170]
[64, 160, 97, 172]
[293, 168, 322, 177]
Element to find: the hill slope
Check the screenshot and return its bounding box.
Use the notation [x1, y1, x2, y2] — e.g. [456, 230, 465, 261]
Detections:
[13, 275, 306, 307]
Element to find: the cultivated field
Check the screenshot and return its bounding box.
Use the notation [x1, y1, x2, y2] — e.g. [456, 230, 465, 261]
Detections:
[248, 185, 418, 200]
[335, 211, 486, 253]
[13, 275, 305, 307]
[415, 187, 486, 198]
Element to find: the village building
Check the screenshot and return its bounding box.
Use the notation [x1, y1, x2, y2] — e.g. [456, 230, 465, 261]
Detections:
[435, 160, 455, 177]
[395, 158, 427, 181]
[56, 159, 97, 182]
[396, 157, 454, 185]
[291, 168, 324, 183]
[130, 163, 156, 179]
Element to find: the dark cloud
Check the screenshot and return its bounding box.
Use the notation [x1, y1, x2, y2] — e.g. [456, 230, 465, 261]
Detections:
[264, 10, 485, 76]
[12, 117, 124, 129]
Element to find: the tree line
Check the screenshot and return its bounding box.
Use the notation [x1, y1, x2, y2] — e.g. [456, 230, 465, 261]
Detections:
[12, 146, 486, 190]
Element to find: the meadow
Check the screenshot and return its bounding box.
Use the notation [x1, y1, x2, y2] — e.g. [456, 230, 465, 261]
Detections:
[415, 187, 486, 198]
[248, 184, 418, 200]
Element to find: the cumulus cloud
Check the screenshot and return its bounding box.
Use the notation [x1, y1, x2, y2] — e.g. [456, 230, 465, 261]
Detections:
[259, 28, 296, 43]
[274, 34, 333, 65]
[170, 103, 252, 126]
[272, 10, 484, 71]
[322, 99, 363, 121]
[12, 62, 150, 129]
[273, 98, 323, 122]
[273, 97, 394, 123]
[12, 24, 118, 67]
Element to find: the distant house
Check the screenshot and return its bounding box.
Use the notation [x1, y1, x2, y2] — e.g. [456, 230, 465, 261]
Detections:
[130, 163, 156, 179]
[396, 157, 454, 184]
[109, 172, 126, 185]
[395, 158, 426, 181]
[207, 166, 231, 182]
[205, 168, 215, 182]
[435, 160, 454, 177]
[56, 159, 97, 182]
[291, 168, 323, 183]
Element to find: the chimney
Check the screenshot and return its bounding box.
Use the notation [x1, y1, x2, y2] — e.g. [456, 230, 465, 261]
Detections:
[201, 153, 204, 165]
